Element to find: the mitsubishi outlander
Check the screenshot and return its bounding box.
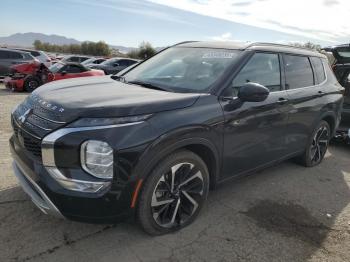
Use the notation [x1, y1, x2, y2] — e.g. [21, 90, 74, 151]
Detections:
[10, 41, 344, 235]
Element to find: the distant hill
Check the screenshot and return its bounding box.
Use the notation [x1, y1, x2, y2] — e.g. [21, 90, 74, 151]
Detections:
[0, 32, 80, 47]
[0, 32, 140, 53]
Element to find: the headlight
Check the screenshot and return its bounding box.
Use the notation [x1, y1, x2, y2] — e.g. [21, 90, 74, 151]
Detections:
[67, 114, 152, 128]
[80, 140, 114, 179]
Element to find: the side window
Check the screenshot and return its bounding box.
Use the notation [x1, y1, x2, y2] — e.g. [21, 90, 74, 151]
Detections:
[65, 65, 82, 73]
[232, 53, 281, 96]
[69, 57, 79, 62]
[284, 55, 314, 89]
[8, 51, 23, 59]
[117, 60, 128, 67]
[0, 50, 9, 59]
[79, 57, 89, 63]
[310, 57, 326, 84]
[128, 60, 137, 66]
[29, 51, 40, 57]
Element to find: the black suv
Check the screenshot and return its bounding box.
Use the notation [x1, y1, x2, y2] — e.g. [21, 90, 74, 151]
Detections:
[322, 44, 350, 141]
[10, 42, 344, 235]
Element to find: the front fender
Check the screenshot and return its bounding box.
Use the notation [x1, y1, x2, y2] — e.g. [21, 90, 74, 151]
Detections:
[129, 125, 222, 185]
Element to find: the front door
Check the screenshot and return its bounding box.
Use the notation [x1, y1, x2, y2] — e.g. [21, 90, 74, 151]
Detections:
[220, 52, 291, 178]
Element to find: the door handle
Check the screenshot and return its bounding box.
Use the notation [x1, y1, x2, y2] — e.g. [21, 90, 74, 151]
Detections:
[277, 98, 289, 104]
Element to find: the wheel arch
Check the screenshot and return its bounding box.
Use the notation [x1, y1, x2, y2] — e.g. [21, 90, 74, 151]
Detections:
[320, 113, 336, 137]
[133, 135, 221, 190]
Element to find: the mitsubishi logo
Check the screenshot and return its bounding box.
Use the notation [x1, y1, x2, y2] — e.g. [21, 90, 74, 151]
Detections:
[18, 109, 32, 124]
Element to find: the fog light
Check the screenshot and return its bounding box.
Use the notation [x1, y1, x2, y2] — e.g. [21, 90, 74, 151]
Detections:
[80, 140, 114, 179]
[46, 167, 110, 193]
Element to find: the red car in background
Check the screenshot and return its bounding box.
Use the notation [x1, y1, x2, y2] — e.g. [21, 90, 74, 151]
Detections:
[4, 61, 105, 92]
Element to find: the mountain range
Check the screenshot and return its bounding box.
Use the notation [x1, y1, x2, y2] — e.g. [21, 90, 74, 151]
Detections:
[0, 32, 136, 53]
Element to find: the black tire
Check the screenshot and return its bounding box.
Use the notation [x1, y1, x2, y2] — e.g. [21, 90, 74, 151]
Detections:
[297, 120, 330, 167]
[24, 77, 40, 92]
[137, 150, 209, 235]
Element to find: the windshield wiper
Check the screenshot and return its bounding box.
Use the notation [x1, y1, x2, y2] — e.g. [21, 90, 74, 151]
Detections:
[128, 80, 170, 92]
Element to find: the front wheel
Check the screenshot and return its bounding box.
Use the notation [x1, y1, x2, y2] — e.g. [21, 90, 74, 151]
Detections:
[137, 150, 209, 235]
[24, 77, 40, 92]
[298, 120, 330, 167]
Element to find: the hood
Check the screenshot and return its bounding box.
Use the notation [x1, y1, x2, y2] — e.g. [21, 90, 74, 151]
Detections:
[31, 76, 200, 122]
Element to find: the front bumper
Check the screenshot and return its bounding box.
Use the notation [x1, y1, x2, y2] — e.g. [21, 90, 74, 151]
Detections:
[12, 160, 64, 218]
[10, 136, 136, 223]
[4, 77, 24, 91]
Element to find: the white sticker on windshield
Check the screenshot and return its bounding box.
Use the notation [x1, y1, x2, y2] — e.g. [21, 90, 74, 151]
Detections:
[202, 52, 236, 59]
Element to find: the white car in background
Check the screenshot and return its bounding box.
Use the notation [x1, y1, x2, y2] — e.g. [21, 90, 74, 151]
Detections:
[14, 48, 52, 67]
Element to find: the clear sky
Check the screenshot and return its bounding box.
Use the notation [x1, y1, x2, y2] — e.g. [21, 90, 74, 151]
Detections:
[2, 0, 349, 47]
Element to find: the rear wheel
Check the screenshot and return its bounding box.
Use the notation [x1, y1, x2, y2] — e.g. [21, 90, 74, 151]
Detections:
[137, 150, 209, 235]
[24, 77, 40, 92]
[298, 120, 330, 167]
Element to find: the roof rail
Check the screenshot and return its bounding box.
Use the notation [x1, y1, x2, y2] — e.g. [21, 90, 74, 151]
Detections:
[247, 42, 317, 51]
[172, 41, 199, 47]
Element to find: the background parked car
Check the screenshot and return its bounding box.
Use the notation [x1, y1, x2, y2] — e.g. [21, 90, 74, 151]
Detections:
[0, 48, 37, 80]
[61, 55, 91, 63]
[322, 44, 350, 141]
[89, 57, 139, 74]
[81, 57, 106, 67]
[13, 48, 51, 67]
[4, 61, 104, 92]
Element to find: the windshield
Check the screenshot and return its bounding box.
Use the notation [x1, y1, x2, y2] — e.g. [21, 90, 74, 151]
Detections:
[49, 62, 64, 73]
[82, 58, 96, 65]
[123, 47, 241, 93]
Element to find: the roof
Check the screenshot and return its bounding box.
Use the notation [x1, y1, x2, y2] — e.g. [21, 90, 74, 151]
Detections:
[177, 41, 325, 58]
[0, 47, 34, 55]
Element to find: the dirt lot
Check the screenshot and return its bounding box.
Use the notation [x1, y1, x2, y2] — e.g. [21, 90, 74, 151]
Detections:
[0, 83, 349, 262]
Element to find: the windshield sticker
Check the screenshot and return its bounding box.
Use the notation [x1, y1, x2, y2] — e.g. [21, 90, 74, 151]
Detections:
[202, 52, 236, 59]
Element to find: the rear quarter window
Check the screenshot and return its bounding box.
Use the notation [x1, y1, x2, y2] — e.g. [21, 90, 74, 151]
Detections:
[0, 50, 10, 59]
[29, 51, 40, 57]
[310, 57, 326, 84]
[8, 51, 23, 59]
[283, 55, 314, 89]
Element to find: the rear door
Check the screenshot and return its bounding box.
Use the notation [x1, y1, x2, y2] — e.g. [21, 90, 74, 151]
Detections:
[0, 50, 10, 77]
[221, 52, 291, 177]
[283, 54, 325, 153]
[0, 50, 24, 77]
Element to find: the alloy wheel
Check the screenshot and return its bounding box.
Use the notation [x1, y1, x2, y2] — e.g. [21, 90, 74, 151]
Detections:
[29, 81, 38, 89]
[309, 125, 329, 165]
[151, 162, 204, 228]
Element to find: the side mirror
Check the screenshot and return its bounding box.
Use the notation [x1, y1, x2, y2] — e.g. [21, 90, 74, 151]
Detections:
[61, 71, 67, 75]
[238, 82, 269, 102]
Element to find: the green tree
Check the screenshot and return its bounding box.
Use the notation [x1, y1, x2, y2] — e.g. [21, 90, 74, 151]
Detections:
[138, 41, 156, 59]
[127, 41, 156, 59]
[32, 40, 112, 56]
[289, 41, 321, 51]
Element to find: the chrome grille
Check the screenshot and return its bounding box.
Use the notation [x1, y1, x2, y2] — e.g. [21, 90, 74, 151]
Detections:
[12, 96, 66, 161]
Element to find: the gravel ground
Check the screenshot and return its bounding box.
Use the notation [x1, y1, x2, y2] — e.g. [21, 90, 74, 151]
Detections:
[0, 83, 349, 262]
